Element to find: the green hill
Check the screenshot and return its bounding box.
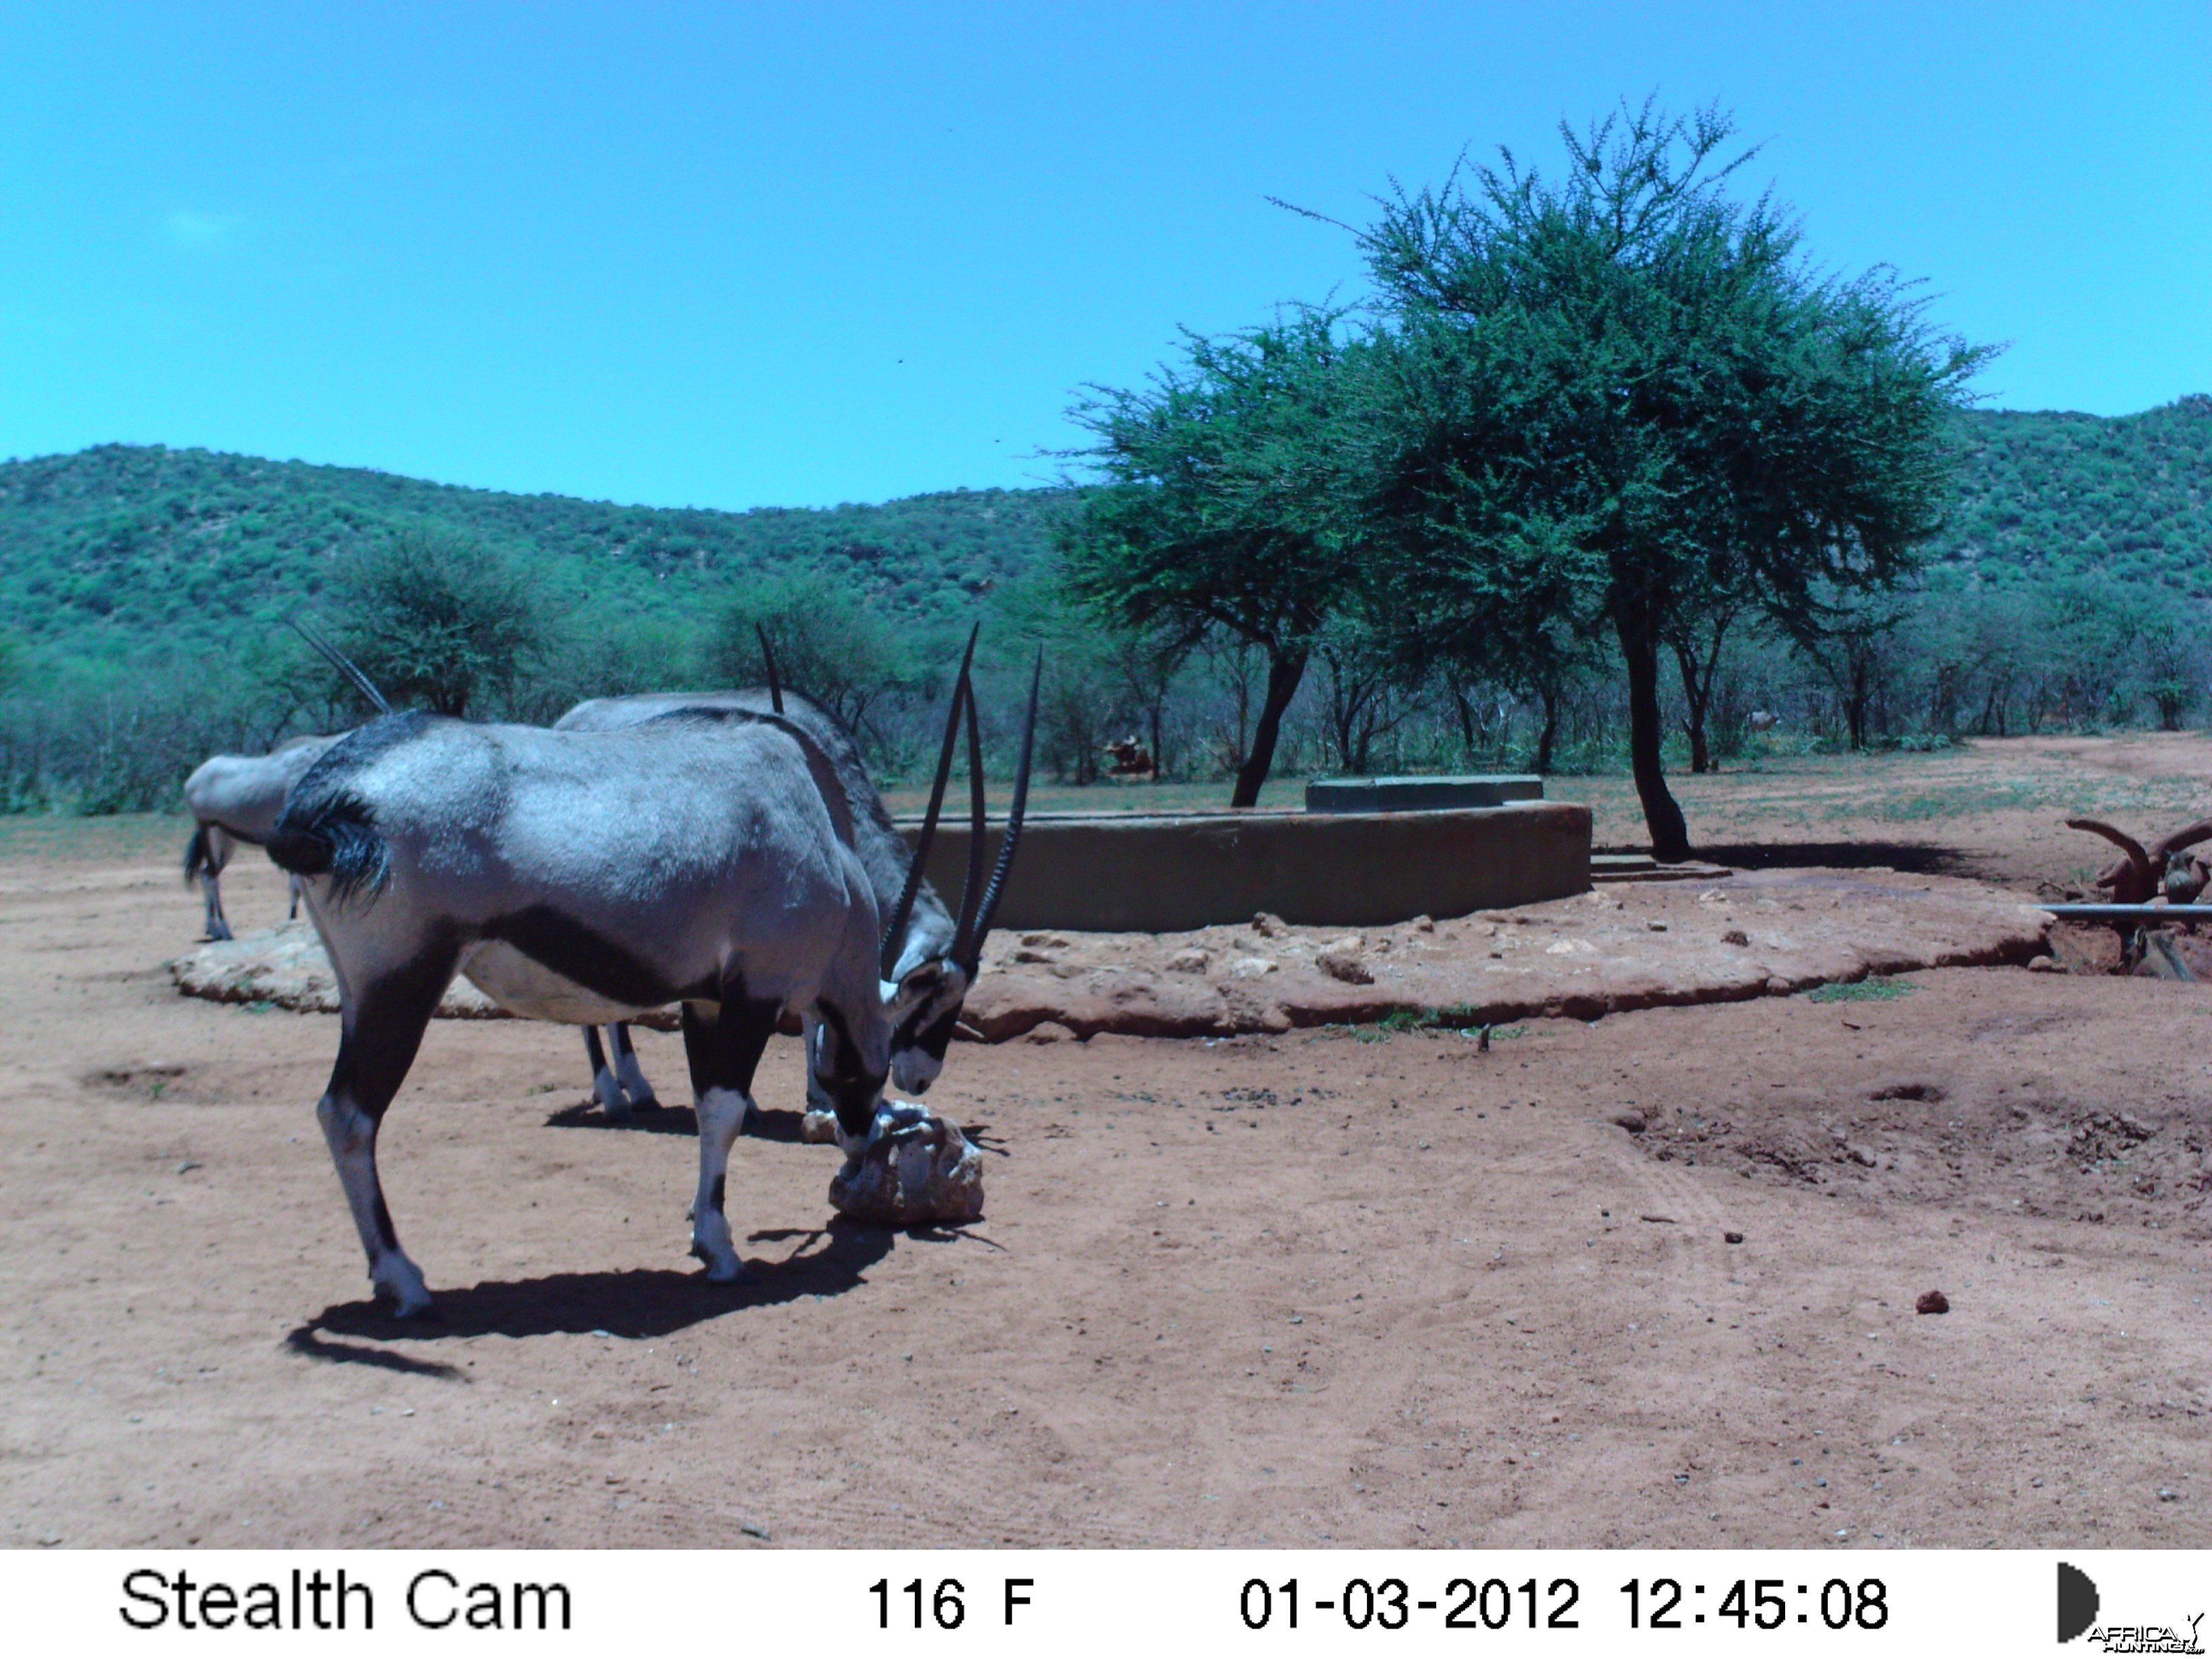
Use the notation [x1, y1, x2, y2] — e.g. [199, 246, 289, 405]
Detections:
[1938, 394, 2212, 590]
[0, 444, 1066, 680]
[1, 396, 2206, 684]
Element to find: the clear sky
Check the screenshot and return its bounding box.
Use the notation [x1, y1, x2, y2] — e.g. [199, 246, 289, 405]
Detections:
[3, 1, 2206, 510]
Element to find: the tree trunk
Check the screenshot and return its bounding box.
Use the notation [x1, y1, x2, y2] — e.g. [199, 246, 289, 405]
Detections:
[1231, 650, 1308, 808]
[1534, 682, 1559, 775]
[1673, 638, 1713, 774]
[1452, 687, 1477, 757]
[1845, 657, 1872, 751]
[1616, 602, 1691, 862]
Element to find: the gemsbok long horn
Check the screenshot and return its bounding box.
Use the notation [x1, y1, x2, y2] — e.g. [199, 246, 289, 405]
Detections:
[756, 623, 784, 715]
[288, 615, 391, 716]
[958, 648, 1044, 970]
[950, 664, 990, 954]
[880, 624, 979, 980]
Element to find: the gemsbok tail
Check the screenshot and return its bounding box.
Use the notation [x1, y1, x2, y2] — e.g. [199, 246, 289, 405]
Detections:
[183, 823, 213, 884]
[266, 791, 391, 903]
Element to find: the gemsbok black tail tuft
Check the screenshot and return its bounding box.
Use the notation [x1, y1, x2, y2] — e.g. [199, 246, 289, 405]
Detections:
[266, 791, 390, 903]
[183, 823, 213, 884]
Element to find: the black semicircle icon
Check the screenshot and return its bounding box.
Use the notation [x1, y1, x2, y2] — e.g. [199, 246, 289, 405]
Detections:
[2058, 1561, 2100, 1643]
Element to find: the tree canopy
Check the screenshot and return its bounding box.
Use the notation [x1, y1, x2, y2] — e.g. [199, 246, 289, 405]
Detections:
[1056, 308, 1372, 806]
[1350, 98, 1992, 857]
[333, 529, 548, 717]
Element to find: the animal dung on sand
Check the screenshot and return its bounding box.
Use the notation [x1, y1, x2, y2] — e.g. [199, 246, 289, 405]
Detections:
[830, 1102, 985, 1227]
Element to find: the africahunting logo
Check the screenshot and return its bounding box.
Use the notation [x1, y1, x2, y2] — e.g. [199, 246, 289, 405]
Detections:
[2060, 1562, 2206, 1652]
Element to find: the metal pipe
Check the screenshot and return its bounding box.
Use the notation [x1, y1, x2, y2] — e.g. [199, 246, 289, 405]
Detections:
[2040, 904, 2212, 922]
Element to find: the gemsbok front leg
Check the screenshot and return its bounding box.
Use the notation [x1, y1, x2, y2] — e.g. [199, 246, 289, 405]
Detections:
[581, 1023, 663, 1120]
[678, 989, 783, 1283]
[314, 947, 457, 1317]
[581, 1025, 628, 1118]
[610, 1023, 660, 1112]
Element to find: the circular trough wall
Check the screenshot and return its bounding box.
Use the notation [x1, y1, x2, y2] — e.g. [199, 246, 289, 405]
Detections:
[907, 801, 1592, 933]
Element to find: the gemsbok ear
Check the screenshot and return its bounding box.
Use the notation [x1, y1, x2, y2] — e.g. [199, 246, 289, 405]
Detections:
[880, 623, 980, 980]
[288, 614, 391, 716]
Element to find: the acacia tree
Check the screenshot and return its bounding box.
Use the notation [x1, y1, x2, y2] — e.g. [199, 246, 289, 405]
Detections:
[707, 567, 908, 736]
[334, 528, 548, 716]
[1057, 308, 1369, 807]
[1351, 100, 1990, 859]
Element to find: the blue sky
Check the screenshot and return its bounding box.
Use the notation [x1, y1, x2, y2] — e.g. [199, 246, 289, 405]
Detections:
[2, 2, 2206, 510]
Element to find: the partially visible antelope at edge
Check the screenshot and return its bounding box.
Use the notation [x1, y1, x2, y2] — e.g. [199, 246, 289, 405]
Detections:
[182, 619, 391, 941]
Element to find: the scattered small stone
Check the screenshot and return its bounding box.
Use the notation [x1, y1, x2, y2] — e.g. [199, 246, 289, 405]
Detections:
[1916, 1290, 1950, 1315]
[1166, 947, 1210, 975]
[740, 1522, 771, 1539]
[1610, 1109, 1647, 1134]
[2156, 1488, 2180, 1502]
[1639, 1213, 1677, 1225]
[1316, 947, 1374, 985]
[1412, 915, 1435, 933]
[1227, 956, 1278, 980]
[1845, 1143, 1879, 1168]
[2028, 955, 2062, 973]
[1252, 912, 1287, 938]
[1020, 931, 1069, 948]
[176, 1161, 201, 1174]
[1724, 1231, 1744, 1244]
[1764, 975, 1792, 995]
[1722, 929, 1750, 947]
[1646, 920, 1668, 933]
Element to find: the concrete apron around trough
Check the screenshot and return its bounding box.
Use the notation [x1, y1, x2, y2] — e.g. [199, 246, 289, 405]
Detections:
[169, 868, 2054, 1041]
[954, 868, 2054, 1040]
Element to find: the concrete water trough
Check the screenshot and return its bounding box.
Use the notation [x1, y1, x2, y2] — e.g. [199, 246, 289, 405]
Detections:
[905, 800, 1591, 933]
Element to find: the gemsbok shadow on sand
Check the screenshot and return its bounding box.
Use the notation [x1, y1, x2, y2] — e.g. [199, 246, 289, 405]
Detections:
[283, 1216, 903, 1370]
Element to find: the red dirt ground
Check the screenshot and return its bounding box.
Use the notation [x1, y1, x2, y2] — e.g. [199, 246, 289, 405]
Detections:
[4, 738, 2210, 1550]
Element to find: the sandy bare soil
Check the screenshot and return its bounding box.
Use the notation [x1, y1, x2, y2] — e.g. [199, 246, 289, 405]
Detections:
[5, 738, 2212, 1551]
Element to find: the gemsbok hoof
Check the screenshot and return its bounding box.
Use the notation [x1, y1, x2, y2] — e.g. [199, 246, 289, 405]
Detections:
[690, 1243, 750, 1284]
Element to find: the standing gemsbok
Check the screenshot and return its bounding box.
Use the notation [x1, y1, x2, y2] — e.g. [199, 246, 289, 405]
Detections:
[184, 735, 341, 940]
[551, 630, 1040, 1131]
[266, 702, 901, 1315]
[181, 618, 393, 940]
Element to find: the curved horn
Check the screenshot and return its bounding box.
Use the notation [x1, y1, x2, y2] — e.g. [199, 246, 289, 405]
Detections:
[2066, 817, 2155, 903]
[288, 615, 390, 716]
[962, 648, 1043, 967]
[879, 623, 979, 979]
[756, 623, 784, 715]
[2150, 817, 2212, 863]
[951, 664, 990, 956]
